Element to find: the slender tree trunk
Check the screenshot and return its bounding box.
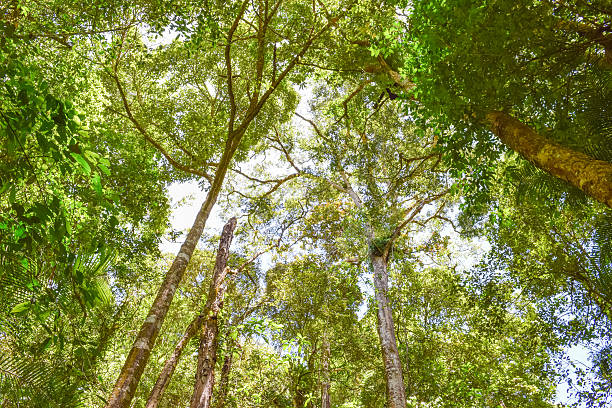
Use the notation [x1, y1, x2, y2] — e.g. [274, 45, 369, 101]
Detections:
[190, 218, 237, 408]
[144, 315, 201, 408]
[487, 111, 612, 208]
[337, 175, 407, 408]
[371, 254, 406, 408]
[214, 346, 234, 408]
[145, 218, 237, 407]
[104, 150, 234, 408]
[320, 334, 331, 408]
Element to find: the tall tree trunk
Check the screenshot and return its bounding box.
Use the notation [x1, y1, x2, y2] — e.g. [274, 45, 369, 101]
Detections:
[144, 315, 201, 408]
[104, 150, 234, 408]
[190, 218, 237, 408]
[371, 254, 406, 408]
[214, 346, 234, 408]
[190, 320, 219, 408]
[487, 111, 612, 208]
[336, 174, 407, 408]
[105, 6, 344, 403]
[145, 218, 238, 407]
[320, 334, 331, 408]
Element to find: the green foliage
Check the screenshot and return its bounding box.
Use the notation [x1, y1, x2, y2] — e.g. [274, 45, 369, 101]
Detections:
[1, 10, 171, 406]
[1, 27, 114, 259]
[381, 0, 612, 211]
[1, 1, 610, 406]
[388, 261, 559, 408]
[370, 235, 392, 257]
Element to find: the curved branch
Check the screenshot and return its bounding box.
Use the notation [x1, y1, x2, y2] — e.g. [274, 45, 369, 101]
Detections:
[109, 73, 213, 184]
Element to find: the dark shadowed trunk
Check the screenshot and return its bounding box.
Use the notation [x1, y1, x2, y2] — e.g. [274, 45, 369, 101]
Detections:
[557, 20, 612, 67]
[370, 253, 407, 408]
[189, 218, 237, 408]
[487, 111, 612, 208]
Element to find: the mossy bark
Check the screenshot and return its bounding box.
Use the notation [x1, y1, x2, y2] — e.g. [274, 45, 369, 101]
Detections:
[487, 111, 612, 208]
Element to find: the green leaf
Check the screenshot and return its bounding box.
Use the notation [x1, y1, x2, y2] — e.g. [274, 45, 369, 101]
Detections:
[98, 162, 111, 176]
[70, 152, 91, 174]
[63, 208, 72, 235]
[91, 173, 102, 196]
[11, 302, 31, 313]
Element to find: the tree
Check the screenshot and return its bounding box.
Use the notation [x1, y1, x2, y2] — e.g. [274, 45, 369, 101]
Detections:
[343, 0, 612, 208]
[103, 1, 352, 405]
[265, 73, 453, 406]
[264, 256, 363, 407]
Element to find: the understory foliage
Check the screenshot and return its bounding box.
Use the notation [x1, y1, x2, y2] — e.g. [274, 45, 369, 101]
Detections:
[1, 0, 611, 407]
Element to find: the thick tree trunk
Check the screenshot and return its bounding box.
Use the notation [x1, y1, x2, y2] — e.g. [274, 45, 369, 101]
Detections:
[371, 254, 406, 408]
[214, 346, 234, 408]
[104, 152, 234, 408]
[487, 111, 612, 208]
[189, 218, 237, 408]
[320, 334, 331, 408]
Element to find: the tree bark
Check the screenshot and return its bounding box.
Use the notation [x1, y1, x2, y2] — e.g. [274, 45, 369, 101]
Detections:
[144, 315, 201, 408]
[371, 254, 406, 408]
[334, 174, 407, 408]
[214, 347, 234, 408]
[320, 334, 331, 408]
[189, 218, 237, 408]
[487, 111, 612, 208]
[190, 320, 219, 408]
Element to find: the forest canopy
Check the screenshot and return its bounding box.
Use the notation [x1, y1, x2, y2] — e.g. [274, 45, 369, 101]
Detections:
[1, 0, 611, 407]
